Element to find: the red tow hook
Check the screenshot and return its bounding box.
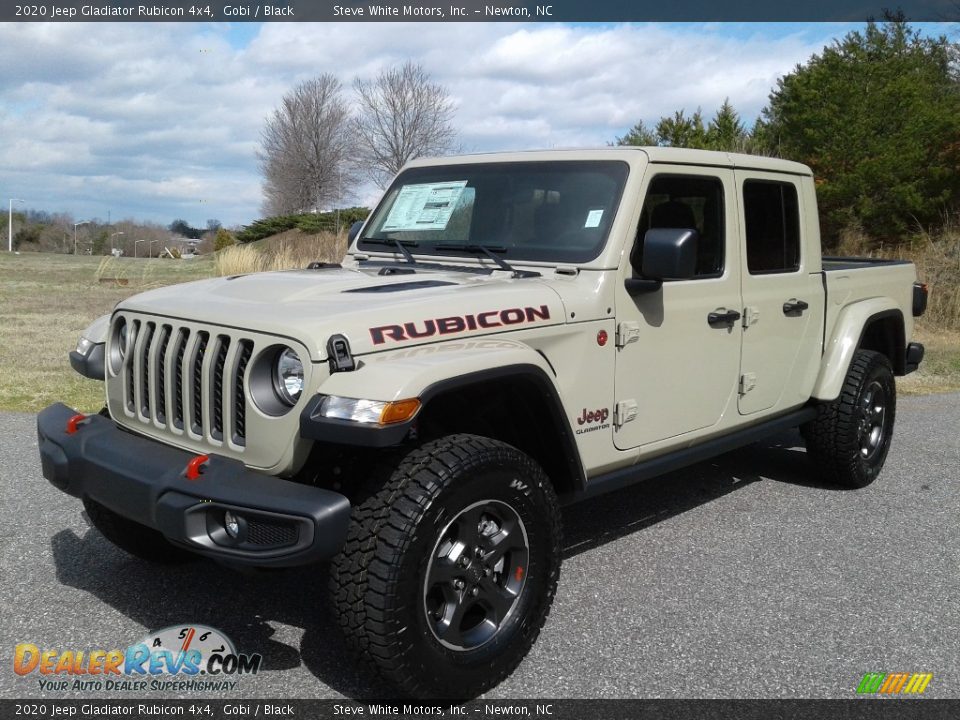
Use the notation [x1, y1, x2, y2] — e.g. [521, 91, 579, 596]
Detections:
[65, 414, 89, 435]
[185, 454, 210, 481]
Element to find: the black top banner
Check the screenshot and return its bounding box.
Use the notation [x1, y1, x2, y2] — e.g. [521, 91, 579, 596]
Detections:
[4, 0, 960, 22]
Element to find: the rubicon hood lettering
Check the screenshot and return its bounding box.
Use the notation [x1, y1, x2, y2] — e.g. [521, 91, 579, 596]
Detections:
[371, 305, 551, 345]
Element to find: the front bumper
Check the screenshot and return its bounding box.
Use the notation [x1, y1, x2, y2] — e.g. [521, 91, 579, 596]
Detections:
[37, 403, 351, 567]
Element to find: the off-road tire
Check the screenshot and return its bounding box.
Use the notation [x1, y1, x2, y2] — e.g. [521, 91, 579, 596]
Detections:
[330, 434, 562, 699]
[802, 349, 896, 488]
[82, 496, 194, 564]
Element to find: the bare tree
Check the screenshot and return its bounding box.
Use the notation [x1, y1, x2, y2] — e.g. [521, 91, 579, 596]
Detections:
[353, 61, 457, 186]
[258, 75, 355, 216]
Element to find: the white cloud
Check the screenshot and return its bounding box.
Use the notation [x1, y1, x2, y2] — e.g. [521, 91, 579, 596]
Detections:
[0, 21, 837, 226]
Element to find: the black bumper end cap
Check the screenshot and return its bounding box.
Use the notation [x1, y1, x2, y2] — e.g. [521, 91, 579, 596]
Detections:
[905, 342, 925, 374]
[39, 438, 71, 492]
[69, 344, 105, 381]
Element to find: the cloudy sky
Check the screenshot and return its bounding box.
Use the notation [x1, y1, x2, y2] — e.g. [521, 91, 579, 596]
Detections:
[0, 21, 935, 228]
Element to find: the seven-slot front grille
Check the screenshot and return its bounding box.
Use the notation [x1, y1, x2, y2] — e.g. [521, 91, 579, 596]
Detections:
[119, 319, 253, 449]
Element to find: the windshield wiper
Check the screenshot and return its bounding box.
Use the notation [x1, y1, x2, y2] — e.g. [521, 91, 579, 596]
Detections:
[435, 244, 539, 278]
[361, 238, 417, 265]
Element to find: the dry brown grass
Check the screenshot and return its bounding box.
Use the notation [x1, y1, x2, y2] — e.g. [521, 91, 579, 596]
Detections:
[837, 223, 960, 395]
[898, 327, 960, 395]
[837, 222, 960, 331]
[215, 230, 347, 276]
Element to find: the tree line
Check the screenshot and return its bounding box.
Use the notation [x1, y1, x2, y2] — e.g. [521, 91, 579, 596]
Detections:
[5, 212, 231, 256]
[615, 19, 960, 245]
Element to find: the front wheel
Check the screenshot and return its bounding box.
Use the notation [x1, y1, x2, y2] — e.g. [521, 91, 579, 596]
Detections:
[802, 349, 896, 488]
[330, 434, 562, 699]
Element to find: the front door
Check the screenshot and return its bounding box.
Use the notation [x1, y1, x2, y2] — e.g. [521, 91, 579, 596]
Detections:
[613, 166, 742, 450]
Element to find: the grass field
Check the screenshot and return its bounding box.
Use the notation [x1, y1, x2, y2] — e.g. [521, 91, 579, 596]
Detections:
[0, 250, 957, 414]
[0, 253, 214, 413]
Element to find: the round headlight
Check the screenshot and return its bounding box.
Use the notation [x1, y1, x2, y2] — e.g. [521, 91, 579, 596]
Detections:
[108, 317, 128, 374]
[118, 319, 128, 357]
[274, 348, 304, 406]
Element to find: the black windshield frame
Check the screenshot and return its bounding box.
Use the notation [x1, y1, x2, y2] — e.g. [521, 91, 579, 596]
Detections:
[357, 160, 630, 265]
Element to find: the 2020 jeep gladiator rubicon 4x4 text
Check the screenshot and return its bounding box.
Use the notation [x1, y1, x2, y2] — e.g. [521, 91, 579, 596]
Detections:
[38, 147, 927, 697]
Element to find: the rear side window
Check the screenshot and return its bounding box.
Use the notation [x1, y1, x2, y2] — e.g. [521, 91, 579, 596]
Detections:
[743, 180, 801, 274]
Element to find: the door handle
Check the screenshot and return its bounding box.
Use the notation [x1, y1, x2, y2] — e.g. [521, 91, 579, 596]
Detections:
[707, 309, 741, 327]
[782, 299, 809, 316]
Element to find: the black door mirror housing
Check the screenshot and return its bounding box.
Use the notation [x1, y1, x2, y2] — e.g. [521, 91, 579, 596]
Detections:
[626, 228, 699, 296]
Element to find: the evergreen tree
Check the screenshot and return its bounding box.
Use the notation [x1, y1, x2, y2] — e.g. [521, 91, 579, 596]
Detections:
[706, 99, 747, 151]
[614, 120, 658, 146]
[761, 19, 960, 242]
[655, 109, 708, 149]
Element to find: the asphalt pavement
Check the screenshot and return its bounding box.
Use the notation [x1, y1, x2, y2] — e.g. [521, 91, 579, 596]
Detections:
[2, 393, 958, 700]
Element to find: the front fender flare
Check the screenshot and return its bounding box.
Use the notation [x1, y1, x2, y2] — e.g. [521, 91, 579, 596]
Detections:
[299, 340, 585, 488]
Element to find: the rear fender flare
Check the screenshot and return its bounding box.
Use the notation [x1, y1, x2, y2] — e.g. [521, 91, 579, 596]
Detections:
[812, 299, 904, 401]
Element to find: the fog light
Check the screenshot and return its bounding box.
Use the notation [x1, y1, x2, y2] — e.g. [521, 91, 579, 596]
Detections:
[224, 511, 240, 539]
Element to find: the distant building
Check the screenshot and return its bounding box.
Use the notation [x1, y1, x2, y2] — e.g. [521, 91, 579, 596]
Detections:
[170, 236, 201, 255]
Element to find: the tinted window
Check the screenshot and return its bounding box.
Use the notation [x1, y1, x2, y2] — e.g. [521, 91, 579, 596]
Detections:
[743, 180, 801, 274]
[634, 175, 725, 278]
[359, 161, 629, 264]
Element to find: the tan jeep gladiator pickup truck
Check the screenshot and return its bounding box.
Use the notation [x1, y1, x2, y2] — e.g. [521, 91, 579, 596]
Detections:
[38, 147, 927, 697]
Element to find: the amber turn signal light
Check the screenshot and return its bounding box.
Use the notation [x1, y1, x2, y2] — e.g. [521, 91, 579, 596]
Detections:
[380, 399, 422, 425]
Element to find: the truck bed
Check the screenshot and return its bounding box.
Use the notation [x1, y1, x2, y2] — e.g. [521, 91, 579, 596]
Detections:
[821, 255, 918, 372]
[823, 256, 912, 272]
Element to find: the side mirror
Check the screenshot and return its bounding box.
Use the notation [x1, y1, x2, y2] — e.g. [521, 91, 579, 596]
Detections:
[348, 221, 364, 243]
[626, 228, 698, 296]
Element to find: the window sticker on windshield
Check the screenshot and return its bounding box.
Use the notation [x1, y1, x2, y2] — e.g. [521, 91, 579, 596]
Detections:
[381, 181, 469, 231]
[584, 209, 604, 228]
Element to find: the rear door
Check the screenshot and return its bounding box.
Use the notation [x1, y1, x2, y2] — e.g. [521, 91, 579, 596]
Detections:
[735, 173, 825, 415]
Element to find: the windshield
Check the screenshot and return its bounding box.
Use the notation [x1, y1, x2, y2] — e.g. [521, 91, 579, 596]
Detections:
[358, 160, 629, 264]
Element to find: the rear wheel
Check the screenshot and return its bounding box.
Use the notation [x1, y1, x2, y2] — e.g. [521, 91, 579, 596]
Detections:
[83, 496, 194, 564]
[330, 434, 562, 699]
[803, 349, 896, 488]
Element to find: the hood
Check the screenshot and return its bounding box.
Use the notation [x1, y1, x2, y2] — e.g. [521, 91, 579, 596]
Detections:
[117, 266, 566, 361]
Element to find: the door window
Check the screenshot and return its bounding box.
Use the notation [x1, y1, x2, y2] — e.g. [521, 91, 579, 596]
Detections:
[635, 175, 725, 278]
[743, 180, 801, 274]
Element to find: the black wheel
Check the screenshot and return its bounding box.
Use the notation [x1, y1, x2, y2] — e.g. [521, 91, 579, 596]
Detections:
[330, 434, 562, 699]
[82, 496, 194, 564]
[802, 349, 896, 488]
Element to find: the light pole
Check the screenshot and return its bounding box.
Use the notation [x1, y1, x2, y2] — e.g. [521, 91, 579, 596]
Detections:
[8, 198, 25, 252]
[73, 220, 90, 255]
[148, 239, 158, 258]
[110, 231, 124, 254]
[134, 239, 148, 258]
